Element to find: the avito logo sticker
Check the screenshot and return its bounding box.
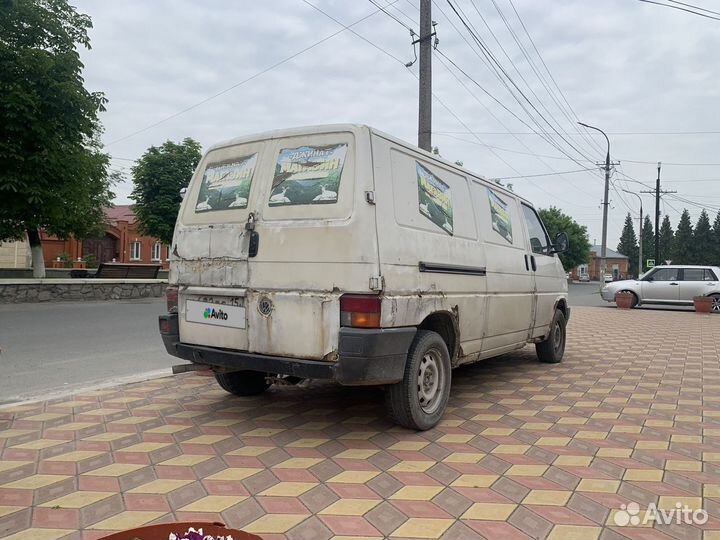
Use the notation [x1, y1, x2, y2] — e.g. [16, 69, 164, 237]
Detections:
[203, 307, 229, 321]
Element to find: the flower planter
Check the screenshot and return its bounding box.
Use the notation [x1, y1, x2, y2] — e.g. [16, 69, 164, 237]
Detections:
[98, 522, 262, 540]
[72, 261, 86, 269]
[693, 296, 714, 313]
[614, 292, 635, 309]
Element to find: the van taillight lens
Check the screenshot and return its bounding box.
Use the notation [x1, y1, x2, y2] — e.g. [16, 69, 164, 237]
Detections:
[340, 294, 381, 328]
[166, 286, 179, 313]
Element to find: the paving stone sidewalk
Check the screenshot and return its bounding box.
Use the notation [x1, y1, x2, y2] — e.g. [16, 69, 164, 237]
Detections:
[1, 306, 719, 540]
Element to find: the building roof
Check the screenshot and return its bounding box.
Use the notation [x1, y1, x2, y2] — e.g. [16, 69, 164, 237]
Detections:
[590, 245, 629, 259]
[104, 205, 137, 224]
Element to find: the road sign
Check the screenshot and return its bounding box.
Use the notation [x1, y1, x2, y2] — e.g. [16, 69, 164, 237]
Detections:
[647, 259, 656, 268]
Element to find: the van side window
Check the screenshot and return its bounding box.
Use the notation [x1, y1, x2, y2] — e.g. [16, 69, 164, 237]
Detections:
[195, 154, 257, 213]
[416, 162, 453, 235]
[521, 204, 550, 255]
[269, 144, 347, 206]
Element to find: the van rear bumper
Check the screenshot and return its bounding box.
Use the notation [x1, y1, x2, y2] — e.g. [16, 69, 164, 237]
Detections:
[158, 314, 415, 386]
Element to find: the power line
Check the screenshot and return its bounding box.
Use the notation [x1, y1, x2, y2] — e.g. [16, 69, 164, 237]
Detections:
[635, 0, 720, 21]
[434, 47, 599, 176]
[493, 168, 597, 180]
[433, 130, 720, 135]
[367, 0, 416, 31]
[668, 0, 720, 17]
[303, 0, 574, 203]
[105, 1, 399, 146]
[505, 0, 605, 156]
[443, 0, 597, 164]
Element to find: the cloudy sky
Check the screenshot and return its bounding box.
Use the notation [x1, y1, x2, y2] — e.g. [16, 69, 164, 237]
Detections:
[73, 0, 720, 247]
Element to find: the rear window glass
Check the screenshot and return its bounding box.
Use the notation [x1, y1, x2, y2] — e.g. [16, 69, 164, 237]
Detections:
[269, 144, 347, 206]
[416, 162, 453, 235]
[195, 154, 257, 213]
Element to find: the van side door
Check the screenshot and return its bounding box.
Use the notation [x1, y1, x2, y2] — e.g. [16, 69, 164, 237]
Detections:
[473, 185, 535, 353]
[520, 204, 562, 336]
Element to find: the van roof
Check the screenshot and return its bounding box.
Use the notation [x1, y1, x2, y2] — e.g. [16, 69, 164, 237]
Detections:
[209, 124, 527, 204]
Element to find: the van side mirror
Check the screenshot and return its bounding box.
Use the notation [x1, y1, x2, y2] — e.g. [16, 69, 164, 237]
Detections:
[179, 187, 187, 200]
[551, 231, 569, 254]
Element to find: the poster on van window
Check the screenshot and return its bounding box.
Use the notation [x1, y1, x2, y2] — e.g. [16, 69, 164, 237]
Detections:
[416, 162, 453, 235]
[269, 143, 348, 206]
[195, 153, 257, 213]
[488, 188, 513, 243]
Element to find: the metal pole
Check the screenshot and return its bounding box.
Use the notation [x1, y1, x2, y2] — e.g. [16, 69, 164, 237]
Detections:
[622, 189, 642, 278]
[578, 122, 610, 289]
[418, 0, 432, 151]
[655, 162, 661, 264]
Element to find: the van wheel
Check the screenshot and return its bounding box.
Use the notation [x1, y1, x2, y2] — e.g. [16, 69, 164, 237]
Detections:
[536, 310, 566, 364]
[385, 330, 451, 431]
[215, 371, 271, 396]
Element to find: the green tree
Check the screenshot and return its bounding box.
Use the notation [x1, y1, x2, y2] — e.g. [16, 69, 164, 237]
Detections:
[658, 215, 674, 264]
[0, 0, 113, 277]
[538, 206, 591, 270]
[692, 210, 713, 264]
[617, 213, 639, 277]
[672, 209, 694, 264]
[712, 210, 720, 266]
[641, 215, 655, 271]
[130, 138, 202, 245]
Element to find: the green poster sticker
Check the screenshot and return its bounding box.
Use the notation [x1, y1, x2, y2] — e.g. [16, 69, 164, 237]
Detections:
[195, 154, 257, 213]
[269, 144, 348, 206]
[488, 188, 513, 243]
[416, 162, 453, 235]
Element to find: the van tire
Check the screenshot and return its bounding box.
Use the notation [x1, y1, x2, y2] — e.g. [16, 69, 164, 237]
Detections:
[215, 371, 271, 396]
[536, 310, 566, 364]
[385, 330, 451, 431]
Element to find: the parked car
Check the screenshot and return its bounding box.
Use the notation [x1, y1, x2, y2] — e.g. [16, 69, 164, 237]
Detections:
[578, 273, 590, 282]
[158, 124, 570, 430]
[603, 273, 613, 283]
[600, 265, 720, 310]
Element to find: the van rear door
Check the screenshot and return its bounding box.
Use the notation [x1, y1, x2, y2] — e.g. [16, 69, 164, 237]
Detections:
[172, 127, 380, 360]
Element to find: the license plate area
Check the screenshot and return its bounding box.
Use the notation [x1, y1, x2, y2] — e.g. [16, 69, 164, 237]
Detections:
[185, 299, 246, 329]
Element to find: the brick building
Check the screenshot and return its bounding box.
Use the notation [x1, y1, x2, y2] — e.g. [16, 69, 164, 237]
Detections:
[41, 205, 170, 269]
[571, 245, 630, 281]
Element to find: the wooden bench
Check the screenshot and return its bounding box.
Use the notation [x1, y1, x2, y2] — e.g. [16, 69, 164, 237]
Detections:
[94, 263, 162, 279]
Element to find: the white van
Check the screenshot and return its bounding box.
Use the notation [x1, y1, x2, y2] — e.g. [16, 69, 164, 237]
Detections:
[159, 124, 570, 430]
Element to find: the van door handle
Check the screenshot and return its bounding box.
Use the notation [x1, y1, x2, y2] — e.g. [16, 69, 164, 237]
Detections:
[669, 282, 678, 286]
[248, 231, 259, 258]
[524, 255, 529, 271]
[530, 255, 537, 271]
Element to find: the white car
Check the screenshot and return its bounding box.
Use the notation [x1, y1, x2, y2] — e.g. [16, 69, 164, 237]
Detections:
[159, 124, 570, 430]
[601, 265, 720, 310]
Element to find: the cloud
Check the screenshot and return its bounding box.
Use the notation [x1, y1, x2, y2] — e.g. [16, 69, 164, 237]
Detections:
[73, 0, 720, 246]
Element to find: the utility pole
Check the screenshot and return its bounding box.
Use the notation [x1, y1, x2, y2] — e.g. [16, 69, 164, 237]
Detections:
[641, 162, 676, 265]
[418, 0, 432, 151]
[655, 162, 661, 263]
[578, 122, 612, 287]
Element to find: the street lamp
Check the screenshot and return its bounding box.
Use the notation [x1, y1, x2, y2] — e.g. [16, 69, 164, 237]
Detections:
[621, 189, 643, 278]
[578, 122, 611, 289]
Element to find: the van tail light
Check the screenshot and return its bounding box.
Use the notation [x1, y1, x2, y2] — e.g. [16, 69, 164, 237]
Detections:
[340, 294, 381, 328]
[166, 286, 179, 313]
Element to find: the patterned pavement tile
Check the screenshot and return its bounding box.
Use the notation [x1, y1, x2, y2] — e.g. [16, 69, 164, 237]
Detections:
[0, 307, 719, 538]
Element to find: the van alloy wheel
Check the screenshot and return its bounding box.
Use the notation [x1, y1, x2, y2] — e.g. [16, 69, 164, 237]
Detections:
[418, 350, 445, 415]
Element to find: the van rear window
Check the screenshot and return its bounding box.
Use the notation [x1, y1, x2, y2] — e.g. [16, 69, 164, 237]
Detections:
[269, 144, 347, 206]
[195, 154, 257, 213]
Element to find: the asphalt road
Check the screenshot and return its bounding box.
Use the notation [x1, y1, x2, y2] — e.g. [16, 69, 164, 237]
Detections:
[0, 285, 692, 404]
[0, 298, 175, 404]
